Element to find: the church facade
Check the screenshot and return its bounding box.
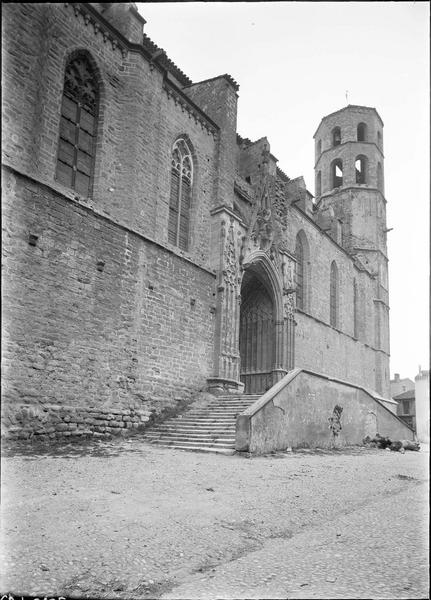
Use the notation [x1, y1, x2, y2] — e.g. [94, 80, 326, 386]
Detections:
[2, 3, 393, 440]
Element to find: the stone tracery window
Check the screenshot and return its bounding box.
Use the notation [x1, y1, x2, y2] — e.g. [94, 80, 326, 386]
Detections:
[168, 138, 193, 251]
[55, 54, 98, 197]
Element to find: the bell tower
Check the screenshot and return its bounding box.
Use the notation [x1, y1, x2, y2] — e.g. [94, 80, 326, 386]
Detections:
[314, 105, 389, 395]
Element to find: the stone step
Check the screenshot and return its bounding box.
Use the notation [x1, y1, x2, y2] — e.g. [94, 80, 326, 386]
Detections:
[173, 416, 238, 422]
[151, 425, 235, 433]
[145, 432, 235, 442]
[151, 423, 235, 430]
[141, 394, 260, 455]
[149, 438, 235, 449]
[151, 443, 235, 455]
[190, 409, 251, 414]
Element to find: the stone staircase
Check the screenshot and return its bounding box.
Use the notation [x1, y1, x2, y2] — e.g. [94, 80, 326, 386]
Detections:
[143, 395, 259, 454]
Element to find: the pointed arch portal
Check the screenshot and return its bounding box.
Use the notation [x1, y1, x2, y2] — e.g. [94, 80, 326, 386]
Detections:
[240, 270, 275, 394]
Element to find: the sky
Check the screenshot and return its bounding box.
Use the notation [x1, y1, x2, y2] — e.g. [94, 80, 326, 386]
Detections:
[137, 1, 430, 381]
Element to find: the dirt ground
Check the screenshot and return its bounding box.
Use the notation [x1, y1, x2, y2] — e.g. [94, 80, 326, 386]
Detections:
[0, 436, 429, 599]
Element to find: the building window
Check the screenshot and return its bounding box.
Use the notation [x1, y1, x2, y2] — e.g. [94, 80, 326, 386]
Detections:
[331, 159, 343, 188]
[295, 236, 304, 310]
[377, 162, 383, 193]
[332, 127, 341, 146]
[355, 155, 367, 184]
[168, 138, 193, 251]
[357, 122, 367, 142]
[353, 279, 358, 338]
[402, 400, 410, 415]
[330, 261, 338, 327]
[316, 170, 321, 197]
[55, 54, 98, 197]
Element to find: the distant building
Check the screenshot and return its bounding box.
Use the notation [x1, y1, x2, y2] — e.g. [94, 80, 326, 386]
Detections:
[390, 373, 415, 399]
[393, 389, 416, 432]
[415, 369, 430, 443]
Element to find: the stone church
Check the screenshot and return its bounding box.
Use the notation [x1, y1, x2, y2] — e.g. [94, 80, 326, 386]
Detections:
[2, 3, 412, 450]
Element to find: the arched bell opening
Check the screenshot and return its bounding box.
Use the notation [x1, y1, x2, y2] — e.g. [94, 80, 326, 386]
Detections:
[239, 269, 275, 394]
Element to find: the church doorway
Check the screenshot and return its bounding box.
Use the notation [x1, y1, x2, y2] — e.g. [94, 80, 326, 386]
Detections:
[239, 270, 275, 394]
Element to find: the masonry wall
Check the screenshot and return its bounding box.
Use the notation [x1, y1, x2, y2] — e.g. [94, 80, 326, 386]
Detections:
[2, 3, 219, 268]
[285, 207, 390, 397]
[2, 168, 216, 440]
[236, 370, 413, 454]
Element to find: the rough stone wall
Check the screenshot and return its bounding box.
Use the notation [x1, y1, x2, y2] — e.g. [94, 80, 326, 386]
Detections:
[1, 3, 223, 439]
[2, 167, 216, 440]
[184, 76, 238, 212]
[2, 3, 219, 267]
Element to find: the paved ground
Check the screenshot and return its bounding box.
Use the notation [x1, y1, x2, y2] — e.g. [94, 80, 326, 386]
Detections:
[0, 436, 429, 600]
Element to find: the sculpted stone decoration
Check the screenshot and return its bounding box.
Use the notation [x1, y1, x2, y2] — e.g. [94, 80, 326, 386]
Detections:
[222, 219, 242, 287]
[64, 55, 97, 112]
[250, 206, 273, 251]
[281, 254, 296, 319]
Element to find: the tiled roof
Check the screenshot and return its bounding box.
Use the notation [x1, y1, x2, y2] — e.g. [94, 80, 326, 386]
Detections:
[142, 33, 192, 87]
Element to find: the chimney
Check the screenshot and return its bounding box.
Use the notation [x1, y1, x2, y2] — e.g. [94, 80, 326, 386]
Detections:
[394, 373, 400, 382]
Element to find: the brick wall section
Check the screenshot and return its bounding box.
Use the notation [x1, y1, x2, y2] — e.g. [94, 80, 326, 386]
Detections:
[2, 168, 216, 440]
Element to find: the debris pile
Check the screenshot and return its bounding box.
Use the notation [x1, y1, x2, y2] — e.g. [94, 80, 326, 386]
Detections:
[363, 434, 420, 453]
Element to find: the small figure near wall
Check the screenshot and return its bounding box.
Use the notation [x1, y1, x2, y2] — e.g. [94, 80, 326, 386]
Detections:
[328, 404, 343, 444]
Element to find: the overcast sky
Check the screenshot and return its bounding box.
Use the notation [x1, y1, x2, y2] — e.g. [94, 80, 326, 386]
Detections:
[137, 1, 430, 382]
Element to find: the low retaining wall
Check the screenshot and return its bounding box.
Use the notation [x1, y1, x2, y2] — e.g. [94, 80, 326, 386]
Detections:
[236, 368, 414, 454]
[1, 403, 153, 442]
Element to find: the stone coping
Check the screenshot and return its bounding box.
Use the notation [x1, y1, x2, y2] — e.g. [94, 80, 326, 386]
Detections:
[239, 367, 412, 431]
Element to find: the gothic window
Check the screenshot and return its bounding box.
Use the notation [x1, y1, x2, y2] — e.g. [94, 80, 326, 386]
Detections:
[330, 261, 338, 327]
[168, 138, 193, 251]
[55, 54, 99, 197]
[332, 127, 341, 146]
[295, 231, 310, 312]
[355, 155, 367, 184]
[357, 122, 367, 142]
[377, 162, 384, 193]
[295, 236, 304, 310]
[331, 159, 343, 188]
[316, 170, 322, 197]
[353, 279, 359, 338]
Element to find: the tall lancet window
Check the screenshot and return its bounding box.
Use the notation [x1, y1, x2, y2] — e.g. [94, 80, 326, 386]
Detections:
[295, 235, 305, 310]
[330, 261, 339, 327]
[56, 54, 99, 197]
[353, 279, 359, 338]
[169, 138, 193, 251]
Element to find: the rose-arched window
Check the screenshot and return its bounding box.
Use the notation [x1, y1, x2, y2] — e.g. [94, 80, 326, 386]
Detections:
[55, 54, 99, 197]
[168, 138, 193, 251]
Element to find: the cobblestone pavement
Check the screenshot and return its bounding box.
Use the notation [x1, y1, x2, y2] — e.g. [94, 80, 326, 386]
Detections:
[0, 437, 428, 599]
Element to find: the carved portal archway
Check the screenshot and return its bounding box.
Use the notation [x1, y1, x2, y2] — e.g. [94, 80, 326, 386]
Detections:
[240, 271, 275, 394]
[239, 253, 289, 394]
